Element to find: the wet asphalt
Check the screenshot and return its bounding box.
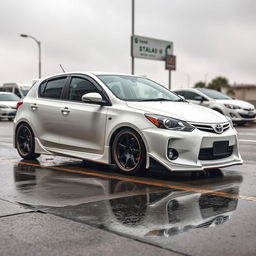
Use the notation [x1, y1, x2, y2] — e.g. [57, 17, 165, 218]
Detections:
[0, 121, 256, 256]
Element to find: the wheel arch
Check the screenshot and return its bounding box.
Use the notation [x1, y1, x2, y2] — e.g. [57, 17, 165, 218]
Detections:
[14, 120, 33, 148]
[108, 125, 150, 167]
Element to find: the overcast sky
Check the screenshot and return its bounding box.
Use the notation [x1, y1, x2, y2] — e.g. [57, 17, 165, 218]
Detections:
[0, 0, 256, 89]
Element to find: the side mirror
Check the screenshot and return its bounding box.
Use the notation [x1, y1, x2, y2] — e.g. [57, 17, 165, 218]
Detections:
[82, 92, 104, 104]
[194, 96, 204, 102]
[178, 95, 185, 101]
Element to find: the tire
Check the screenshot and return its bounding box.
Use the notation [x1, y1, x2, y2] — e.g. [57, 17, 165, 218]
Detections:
[112, 128, 146, 175]
[109, 180, 147, 225]
[15, 123, 40, 160]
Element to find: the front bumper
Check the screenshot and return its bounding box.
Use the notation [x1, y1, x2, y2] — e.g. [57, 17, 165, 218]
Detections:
[141, 127, 243, 171]
[225, 108, 256, 123]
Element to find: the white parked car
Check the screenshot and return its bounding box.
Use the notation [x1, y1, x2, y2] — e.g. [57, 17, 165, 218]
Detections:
[0, 92, 19, 121]
[14, 72, 243, 174]
[174, 88, 256, 125]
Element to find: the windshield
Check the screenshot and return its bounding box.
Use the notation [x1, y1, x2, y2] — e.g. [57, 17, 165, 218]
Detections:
[0, 93, 20, 101]
[97, 75, 183, 102]
[197, 88, 231, 100]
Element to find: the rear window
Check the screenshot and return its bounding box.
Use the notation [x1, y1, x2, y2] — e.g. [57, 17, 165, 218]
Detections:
[39, 77, 66, 99]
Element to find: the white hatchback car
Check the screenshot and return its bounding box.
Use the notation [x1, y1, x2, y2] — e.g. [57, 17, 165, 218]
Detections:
[174, 88, 256, 125]
[14, 72, 243, 174]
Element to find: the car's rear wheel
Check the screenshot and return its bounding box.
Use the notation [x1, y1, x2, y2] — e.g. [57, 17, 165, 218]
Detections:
[112, 129, 146, 175]
[16, 123, 40, 159]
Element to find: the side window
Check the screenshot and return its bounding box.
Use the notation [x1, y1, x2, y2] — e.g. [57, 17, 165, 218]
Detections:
[175, 91, 185, 97]
[68, 77, 98, 102]
[184, 91, 200, 100]
[39, 78, 66, 99]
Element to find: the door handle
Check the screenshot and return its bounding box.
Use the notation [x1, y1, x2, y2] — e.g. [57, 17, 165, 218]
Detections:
[61, 107, 70, 115]
[30, 104, 38, 111]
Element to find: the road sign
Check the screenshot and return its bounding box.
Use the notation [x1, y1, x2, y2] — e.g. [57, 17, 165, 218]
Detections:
[132, 35, 173, 61]
[165, 55, 176, 70]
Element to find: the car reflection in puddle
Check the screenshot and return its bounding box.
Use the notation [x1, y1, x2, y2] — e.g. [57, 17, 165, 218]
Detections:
[13, 160, 242, 241]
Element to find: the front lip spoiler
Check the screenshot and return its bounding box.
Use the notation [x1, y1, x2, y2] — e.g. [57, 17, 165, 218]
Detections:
[149, 153, 243, 172]
[203, 162, 243, 171]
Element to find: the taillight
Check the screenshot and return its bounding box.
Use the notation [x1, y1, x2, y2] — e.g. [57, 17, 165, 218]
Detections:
[16, 100, 23, 110]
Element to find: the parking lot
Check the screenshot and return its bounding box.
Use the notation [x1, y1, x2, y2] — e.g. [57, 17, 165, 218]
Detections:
[0, 120, 256, 256]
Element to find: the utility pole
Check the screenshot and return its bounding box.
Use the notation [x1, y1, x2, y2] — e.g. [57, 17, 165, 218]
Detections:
[131, 0, 135, 75]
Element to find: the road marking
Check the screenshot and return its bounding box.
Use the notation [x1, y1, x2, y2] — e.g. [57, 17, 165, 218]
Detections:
[238, 133, 256, 136]
[239, 140, 256, 143]
[19, 161, 256, 203]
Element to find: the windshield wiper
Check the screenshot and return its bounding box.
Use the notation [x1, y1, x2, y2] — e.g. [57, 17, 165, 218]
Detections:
[138, 98, 176, 102]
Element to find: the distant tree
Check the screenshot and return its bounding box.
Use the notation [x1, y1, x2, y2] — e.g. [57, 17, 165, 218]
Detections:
[207, 77, 229, 91]
[194, 81, 206, 88]
[194, 76, 234, 94]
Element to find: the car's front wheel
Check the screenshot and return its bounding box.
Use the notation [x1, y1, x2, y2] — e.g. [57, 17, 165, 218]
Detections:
[16, 123, 40, 160]
[112, 129, 146, 175]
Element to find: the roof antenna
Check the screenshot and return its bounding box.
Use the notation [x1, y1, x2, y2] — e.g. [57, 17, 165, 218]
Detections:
[59, 64, 65, 73]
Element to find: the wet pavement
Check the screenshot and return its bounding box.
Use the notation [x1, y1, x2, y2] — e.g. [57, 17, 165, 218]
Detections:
[0, 120, 256, 256]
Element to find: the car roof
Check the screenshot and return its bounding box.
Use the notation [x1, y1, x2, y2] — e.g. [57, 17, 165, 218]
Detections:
[174, 88, 198, 92]
[38, 72, 143, 82]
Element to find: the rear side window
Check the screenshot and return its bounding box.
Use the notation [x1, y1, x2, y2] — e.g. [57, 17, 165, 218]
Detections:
[183, 91, 200, 100]
[39, 77, 66, 99]
[68, 77, 98, 102]
[175, 91, 185, 97]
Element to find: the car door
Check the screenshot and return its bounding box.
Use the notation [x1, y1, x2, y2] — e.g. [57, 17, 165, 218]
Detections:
[58, 75, 108, 154]
[29, 76, 68, 148]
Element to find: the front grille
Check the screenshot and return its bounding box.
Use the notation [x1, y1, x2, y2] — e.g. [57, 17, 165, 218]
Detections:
[190, 122, 230, 134]
[239, 113, 256, 119]
[199, 146, 233, 160]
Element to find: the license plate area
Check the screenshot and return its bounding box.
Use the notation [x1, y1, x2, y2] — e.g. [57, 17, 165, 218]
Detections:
[213, 141, 229, 156]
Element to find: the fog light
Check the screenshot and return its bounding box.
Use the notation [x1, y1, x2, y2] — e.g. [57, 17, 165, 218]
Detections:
[167, 148, 179, 160]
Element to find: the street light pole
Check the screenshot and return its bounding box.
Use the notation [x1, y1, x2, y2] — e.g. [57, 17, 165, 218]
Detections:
[20, 34, 42, 79]
[131, 0, 135, 75]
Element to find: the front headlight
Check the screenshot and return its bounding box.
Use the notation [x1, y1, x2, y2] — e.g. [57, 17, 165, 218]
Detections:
[224, 104, 241, 110]
[145, 114, 195, 132]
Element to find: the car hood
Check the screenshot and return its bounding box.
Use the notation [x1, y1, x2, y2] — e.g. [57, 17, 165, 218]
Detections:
[126, 101, 228, 123]
[214, 99, 255, 109]
[0, 101, 17, 108]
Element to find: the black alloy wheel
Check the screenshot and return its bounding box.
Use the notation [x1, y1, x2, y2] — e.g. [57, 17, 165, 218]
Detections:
[16, 123, 40, 159]
[112, 129, 146, 175]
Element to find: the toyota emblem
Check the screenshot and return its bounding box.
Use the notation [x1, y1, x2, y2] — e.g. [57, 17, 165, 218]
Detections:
[214, 124, 223, 134]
